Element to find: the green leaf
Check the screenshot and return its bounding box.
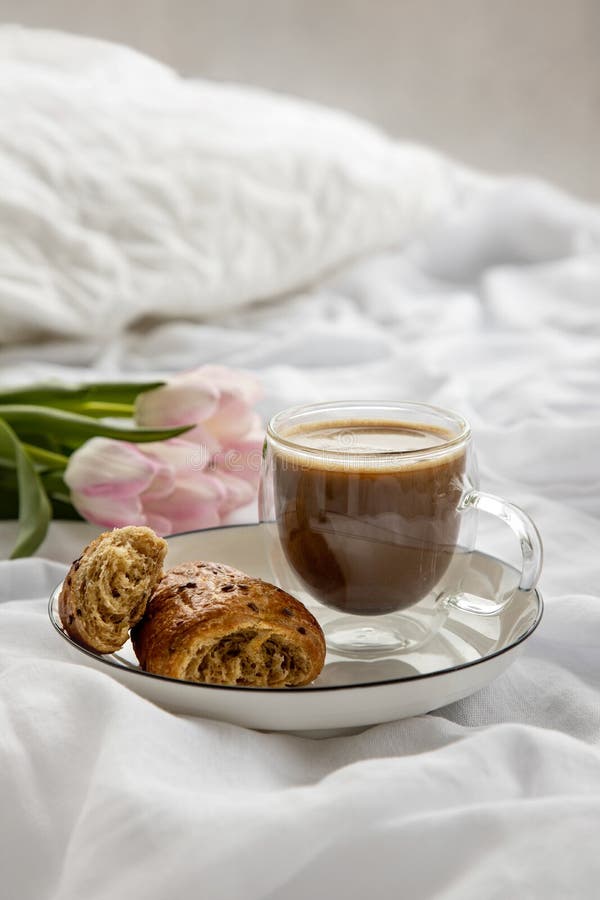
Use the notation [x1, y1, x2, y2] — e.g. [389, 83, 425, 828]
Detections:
[22, 443, 70, 469]
[0, 381, 165, 409]
[0, 418, 52, 558]
[0, 405, 192, 446]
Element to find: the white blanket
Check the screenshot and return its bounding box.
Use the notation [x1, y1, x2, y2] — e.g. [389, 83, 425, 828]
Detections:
[2, 28, 600, 900]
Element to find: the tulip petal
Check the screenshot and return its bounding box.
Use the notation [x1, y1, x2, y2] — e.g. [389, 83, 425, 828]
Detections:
[142, 439, 203, 470]
[141, 439, 210, 498]
[159, 424, 221, 455]
[212, 435, 264, 486]
[135, 382, 219, 429]
[70, 490, 147, 530]
[64, 438, 162, 498]
[143, 477, 223, 533]
[144, 512, 173, 535]
[142, 467, 176, 501]
[204, 397, 260, 441]
[177, 366, 262, 407]
[208, 470, 256, 515]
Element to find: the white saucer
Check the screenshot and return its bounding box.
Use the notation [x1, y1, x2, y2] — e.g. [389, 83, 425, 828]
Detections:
[48, 524, 542, 734]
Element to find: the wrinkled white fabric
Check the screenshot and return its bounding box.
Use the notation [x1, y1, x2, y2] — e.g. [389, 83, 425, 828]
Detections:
[2, 29, 600, 900]
[0, 27, 471, 346]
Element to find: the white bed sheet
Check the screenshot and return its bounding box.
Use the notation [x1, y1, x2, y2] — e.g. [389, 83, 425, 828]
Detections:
[2, 28, 600, 900]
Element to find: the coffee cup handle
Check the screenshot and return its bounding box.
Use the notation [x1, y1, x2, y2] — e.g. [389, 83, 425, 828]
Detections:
[445, 490, 543, 616]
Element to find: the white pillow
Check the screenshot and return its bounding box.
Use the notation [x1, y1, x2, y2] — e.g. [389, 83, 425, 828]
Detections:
[0, 27, 471, 344]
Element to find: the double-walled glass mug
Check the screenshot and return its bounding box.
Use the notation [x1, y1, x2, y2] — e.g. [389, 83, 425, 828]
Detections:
[258, 401, 543, 656]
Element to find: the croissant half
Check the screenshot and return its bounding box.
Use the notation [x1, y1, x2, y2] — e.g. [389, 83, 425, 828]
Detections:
[131, 561, 326, 687]
[58, 526, 167, 654]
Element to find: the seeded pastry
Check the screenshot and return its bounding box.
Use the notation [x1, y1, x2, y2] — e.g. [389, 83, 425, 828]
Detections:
[59, 526, 167, 654]
[131, 561, 326, 688]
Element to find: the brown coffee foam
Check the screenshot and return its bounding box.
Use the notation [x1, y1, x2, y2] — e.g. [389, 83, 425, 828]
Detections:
[272, 419, 467, 472]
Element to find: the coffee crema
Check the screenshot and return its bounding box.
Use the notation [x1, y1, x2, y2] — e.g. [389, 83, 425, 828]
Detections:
[273, 420, 467, 615]
[282, 420, 451, 458]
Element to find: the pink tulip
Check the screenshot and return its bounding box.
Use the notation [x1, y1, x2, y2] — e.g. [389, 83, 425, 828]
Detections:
[135, 365, 262, 445]
[64, 437, 226, 534]
[135, 364, 264, 489]
[64, 367, 264, 534]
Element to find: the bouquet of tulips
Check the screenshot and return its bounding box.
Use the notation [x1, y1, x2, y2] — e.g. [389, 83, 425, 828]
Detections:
[0, 367, 263, 559]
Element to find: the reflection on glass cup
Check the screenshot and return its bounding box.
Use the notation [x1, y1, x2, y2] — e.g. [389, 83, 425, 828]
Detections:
[259, 401, 543, 656]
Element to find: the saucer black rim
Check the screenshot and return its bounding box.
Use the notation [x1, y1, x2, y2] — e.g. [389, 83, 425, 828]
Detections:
[48, 522, 544, 695]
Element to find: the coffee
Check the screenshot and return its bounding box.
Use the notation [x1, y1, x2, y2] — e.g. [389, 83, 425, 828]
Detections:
[273, 420, 467, 615]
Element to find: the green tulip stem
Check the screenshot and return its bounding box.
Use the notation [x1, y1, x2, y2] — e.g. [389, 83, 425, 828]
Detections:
[22, 444, 70, 469]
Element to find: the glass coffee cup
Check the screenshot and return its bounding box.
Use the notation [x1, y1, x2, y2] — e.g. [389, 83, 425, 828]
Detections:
[259, 401, 543, 655]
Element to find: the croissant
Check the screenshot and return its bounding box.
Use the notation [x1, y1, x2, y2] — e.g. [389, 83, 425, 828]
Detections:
[58, 526, 167, 654]
[131, 561, 326, 687]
